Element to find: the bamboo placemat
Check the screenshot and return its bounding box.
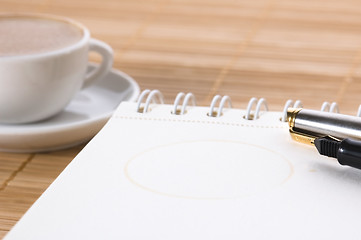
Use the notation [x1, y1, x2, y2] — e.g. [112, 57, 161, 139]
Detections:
[1, 0, 361, 238]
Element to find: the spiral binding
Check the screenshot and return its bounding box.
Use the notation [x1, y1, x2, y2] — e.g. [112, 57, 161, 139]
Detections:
[281, 100, 303, 122]
[172, 92, 196, 115]
[320, 102, 339, 113]
[136, 89, 164, 113]
[136, 89, 361, 119]
[244, 97, 268, 120]
[208, 95, 232, 117]
[354, 107, 360, 117]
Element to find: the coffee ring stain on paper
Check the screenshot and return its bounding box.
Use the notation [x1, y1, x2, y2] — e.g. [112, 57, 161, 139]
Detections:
[124, 140, 294, 200]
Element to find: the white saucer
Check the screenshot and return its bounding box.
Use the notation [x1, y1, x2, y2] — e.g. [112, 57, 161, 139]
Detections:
[0, 64, 140, 153]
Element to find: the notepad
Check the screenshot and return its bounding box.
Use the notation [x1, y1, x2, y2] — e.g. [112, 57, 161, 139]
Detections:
[6, 90, 361, 239]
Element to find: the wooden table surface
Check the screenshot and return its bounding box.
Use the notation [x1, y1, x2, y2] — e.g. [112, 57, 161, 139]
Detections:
[1, 0, 361, 238]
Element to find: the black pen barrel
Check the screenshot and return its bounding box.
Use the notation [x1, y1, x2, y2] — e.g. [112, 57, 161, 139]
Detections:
[338, 138, 361, 170]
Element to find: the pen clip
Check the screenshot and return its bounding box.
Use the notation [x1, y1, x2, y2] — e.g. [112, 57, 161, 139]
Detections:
[287, 107, 345, 145]
[289, 127, 316, 145]
[287, 107, 316, 145]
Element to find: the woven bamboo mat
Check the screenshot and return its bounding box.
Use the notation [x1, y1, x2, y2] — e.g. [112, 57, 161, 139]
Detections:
[1, 0, 361, 238]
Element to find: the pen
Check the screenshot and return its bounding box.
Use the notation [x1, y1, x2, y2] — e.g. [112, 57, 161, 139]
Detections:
[287, 108, 361, 170]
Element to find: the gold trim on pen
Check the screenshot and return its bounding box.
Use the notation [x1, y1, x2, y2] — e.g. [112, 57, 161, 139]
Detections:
[286, 108, 301, 128]
[287, 108, 316, 145]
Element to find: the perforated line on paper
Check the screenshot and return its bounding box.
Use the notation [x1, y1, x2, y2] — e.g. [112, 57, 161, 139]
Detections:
[113, 115, 285, 129]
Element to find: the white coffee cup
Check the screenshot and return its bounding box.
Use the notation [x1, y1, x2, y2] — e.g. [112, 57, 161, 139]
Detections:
[0, 14, 113, 124]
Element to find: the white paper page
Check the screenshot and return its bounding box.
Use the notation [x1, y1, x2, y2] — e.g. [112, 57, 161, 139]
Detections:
[5, 102, 361, 239]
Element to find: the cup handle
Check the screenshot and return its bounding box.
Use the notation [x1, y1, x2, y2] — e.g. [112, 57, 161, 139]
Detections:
[82, 38, 114, 89]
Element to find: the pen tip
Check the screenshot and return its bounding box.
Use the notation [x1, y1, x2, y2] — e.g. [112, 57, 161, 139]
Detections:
[314, 137, 340, 158]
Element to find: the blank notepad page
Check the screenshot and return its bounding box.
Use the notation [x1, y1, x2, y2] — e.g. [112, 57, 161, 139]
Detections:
[5, 100, 361, 240]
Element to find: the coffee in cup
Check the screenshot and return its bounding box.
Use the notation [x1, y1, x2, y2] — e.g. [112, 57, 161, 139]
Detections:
[0, 14, 113, 124]
[0, 17, 83, 56]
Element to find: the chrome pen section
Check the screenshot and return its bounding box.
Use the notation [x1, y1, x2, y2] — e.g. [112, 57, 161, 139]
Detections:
[287, 108, 361, 142]
[287, 108, 361, 170]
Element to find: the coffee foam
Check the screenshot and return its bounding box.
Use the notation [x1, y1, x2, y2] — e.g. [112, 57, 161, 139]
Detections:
[0, 16, 84, 56]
